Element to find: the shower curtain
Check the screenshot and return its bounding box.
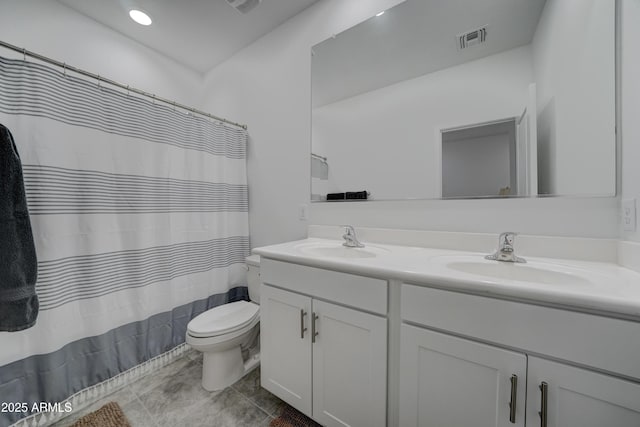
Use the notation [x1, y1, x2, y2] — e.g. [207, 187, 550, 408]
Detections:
[0, 55, 249, 426]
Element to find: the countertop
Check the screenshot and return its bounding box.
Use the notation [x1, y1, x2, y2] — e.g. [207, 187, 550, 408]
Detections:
[253, 238, 640, 320]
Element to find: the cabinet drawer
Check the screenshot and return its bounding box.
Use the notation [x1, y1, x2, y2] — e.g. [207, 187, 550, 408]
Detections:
[261, 258, 387, 315]
[402, 284, 640, 380]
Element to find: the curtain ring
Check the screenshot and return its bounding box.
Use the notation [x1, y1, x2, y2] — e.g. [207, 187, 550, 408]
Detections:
[152, 94, 156, 104]
[63, 62, 66, 77]
[126, 85, 130, 97]
[97, 75, 101, 88]
[22, 48, 26, 61]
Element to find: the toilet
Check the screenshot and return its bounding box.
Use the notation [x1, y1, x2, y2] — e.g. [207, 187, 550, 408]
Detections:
[186, 254, 261, 391]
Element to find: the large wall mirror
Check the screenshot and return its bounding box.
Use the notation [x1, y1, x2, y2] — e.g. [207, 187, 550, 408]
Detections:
[310, 0, 616, 201]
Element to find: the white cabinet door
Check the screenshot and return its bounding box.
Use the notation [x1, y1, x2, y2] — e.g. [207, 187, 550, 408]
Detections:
[312, 300, 387, 427]
[260, 284, 312, 416]
[527, 357, 640, 427]
[399, 325, 527, 427]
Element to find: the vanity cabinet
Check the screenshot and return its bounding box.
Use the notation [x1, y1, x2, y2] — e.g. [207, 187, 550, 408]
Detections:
[399, 324, 640, 427]
[526, 357, 640, 427]
[254, 237, 640, 427]
[260, 259, 387, 427]
[399, 325, 526, 427]
[400, 283, 640, 427]
[260, 285, 312, 414]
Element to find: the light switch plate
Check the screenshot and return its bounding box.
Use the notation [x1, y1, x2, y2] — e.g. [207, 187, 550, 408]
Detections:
[623, 199, 637, 231]
[298, 204, 308, 221]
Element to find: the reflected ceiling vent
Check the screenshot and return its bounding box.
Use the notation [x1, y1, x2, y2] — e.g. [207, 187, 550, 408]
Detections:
[226, 0, 262, 14]
[457, 26, 488, 49]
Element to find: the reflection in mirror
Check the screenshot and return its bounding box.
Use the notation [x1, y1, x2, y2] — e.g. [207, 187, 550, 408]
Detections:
[442, 119, 518, 198]
[311, 0, 615, 201]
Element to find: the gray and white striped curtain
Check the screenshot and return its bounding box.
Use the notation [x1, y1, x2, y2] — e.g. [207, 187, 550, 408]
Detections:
[0, 55, 249, 426]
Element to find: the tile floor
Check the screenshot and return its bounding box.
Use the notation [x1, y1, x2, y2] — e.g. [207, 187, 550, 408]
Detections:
[51, 350, 286, 427]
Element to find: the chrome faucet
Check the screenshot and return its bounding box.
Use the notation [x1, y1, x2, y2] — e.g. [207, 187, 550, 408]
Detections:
[485, 232, 526, 263]
[341, 225, 364, 248]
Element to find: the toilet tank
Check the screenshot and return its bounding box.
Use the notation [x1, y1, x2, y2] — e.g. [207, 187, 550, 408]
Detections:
[245, 255, 261, 304]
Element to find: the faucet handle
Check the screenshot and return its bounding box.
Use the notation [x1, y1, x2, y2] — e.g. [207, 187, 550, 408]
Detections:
[499, 232, 518, 248]
[341, 225, 355, 236]
[340, 225, 364, 248]
[486, 232, 525, 263]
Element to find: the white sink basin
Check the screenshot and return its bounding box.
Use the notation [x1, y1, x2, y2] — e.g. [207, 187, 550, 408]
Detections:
[432, 255, 593, 286]
[295, 242, 390, 259]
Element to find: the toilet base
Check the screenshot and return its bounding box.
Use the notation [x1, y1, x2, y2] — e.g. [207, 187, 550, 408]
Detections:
[202, 346, 244, 391]
[201, 348, 261, 391]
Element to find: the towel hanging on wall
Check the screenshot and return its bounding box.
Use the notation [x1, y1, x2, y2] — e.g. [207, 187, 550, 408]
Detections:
[0, 123, 38, 332]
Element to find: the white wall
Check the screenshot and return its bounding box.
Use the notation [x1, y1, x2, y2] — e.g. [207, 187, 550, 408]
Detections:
[621, 0, 640, 242]
[532, 0, 616, 196]
[312, 46, 532, 200]
[201, 0, 405, 249]
[202, 0, 619, 247]
[0, 1, 203, 107]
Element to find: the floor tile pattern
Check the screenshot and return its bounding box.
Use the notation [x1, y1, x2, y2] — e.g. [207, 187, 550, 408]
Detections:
[51, 351, 286, 427]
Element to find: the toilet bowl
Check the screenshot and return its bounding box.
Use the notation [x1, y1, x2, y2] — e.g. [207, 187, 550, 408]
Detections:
[186, 255, 261, 391]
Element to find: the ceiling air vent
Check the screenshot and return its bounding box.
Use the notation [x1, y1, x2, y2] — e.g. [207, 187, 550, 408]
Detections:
[457, 26, 488, 50]
[226, 0, 262, 14]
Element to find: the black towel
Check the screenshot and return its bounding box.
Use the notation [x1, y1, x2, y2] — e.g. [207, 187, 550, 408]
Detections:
[326, 192, 345, 200]
[327, 191, 369, 201]
[0, 124, 38, 331]
[346, 191, 368, 200]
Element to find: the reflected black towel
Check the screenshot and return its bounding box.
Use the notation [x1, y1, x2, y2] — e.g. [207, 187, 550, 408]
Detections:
[0, 124, 38, 331]
[346, 191, 368, 200]
[326, 192, 345, 200]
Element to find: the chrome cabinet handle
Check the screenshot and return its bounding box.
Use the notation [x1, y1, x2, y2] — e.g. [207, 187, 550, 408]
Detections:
[311, 313, 319, 343]
[539, 381, 548, 427]
[300, 309, 307, 339]
[509, 374, 517, 423]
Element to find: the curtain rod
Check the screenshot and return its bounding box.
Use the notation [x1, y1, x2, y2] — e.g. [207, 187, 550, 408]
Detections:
[0, 40, 247, 130]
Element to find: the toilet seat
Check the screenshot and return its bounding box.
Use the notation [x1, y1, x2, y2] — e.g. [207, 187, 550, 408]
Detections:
[187, 301, 259, 338]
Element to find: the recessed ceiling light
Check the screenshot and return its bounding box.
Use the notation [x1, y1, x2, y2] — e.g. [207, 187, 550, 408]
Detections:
[129, 9, 152, 26]
[376, 11, 385, 17]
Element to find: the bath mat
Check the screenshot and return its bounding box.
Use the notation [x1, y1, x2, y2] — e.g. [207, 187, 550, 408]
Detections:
[270, 405, 322, 427]
[70, 402, 131, 427]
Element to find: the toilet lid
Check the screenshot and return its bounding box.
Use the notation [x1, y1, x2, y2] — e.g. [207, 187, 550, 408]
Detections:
[187, 301, 259, 338]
